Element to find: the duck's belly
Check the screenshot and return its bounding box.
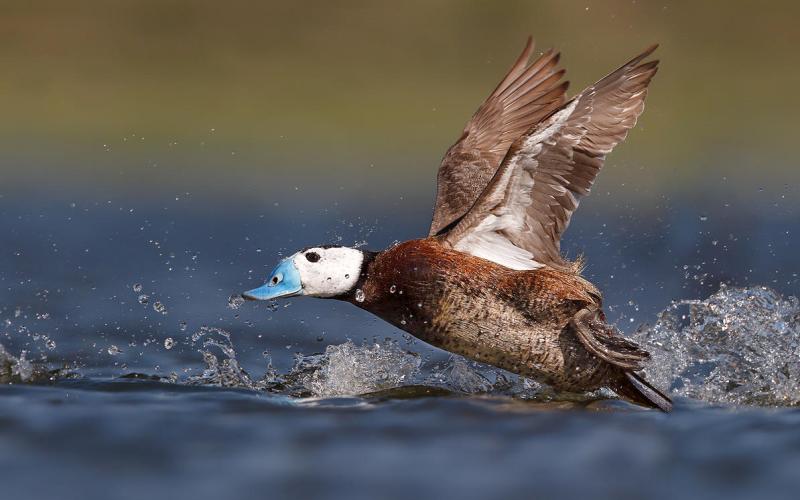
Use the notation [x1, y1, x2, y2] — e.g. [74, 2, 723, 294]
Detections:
[407, 285, 610, 390]
[355, 239, 613, 391]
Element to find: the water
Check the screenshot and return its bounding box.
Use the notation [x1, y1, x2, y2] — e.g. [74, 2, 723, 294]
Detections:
[635, 285, 800, 406]
[1, 195, 800, 500]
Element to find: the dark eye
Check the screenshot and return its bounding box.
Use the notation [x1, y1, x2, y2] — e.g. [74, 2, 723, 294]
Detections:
[305, 252, 321, 263]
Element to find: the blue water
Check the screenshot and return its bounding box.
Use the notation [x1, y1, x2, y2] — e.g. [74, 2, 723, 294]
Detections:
[2, 382, 798, 500]
[1, 193, 799, 500]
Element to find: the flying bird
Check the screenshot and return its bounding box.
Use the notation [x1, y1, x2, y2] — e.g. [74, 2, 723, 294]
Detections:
[244, 37, 671, 412]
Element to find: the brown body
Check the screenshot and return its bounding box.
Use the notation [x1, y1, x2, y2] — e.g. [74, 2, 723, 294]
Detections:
[346, 239, 621, 392]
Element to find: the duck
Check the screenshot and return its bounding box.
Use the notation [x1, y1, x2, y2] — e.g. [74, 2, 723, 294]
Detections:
[243, 37, 672, 412]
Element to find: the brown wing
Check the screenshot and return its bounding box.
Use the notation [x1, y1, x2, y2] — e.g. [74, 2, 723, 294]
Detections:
[429, 37, 569, 236]
[442, 45, 659, 271]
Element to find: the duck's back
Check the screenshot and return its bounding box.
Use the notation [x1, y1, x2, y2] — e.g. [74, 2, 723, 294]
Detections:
[349, 238, 616, 390]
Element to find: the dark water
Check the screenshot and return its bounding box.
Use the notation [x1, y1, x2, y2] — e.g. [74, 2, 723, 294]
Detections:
[2, 192, 799, 500]
[3, 383, 799, 500]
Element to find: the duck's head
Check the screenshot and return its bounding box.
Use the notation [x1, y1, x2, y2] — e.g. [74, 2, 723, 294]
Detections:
[242, 246, 367, 301]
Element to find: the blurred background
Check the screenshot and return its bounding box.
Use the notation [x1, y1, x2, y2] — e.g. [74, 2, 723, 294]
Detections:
[1, 0, 799, 372]
[2, 1, 799, 197]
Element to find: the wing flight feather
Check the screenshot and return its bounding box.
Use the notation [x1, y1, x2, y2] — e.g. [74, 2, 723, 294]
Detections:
[442, 45, 659, 271]
[429, 37, 569, 236]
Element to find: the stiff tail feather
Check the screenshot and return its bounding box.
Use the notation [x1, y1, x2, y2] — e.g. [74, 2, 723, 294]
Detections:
[612, 371, 673, 413]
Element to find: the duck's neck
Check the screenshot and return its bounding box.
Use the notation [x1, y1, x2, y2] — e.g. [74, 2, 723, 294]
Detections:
[336, 249, 380, 303]
[337, 243, 437, 337]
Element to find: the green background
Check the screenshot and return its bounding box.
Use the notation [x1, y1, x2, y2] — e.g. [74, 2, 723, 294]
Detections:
[1, 1, 796, 206]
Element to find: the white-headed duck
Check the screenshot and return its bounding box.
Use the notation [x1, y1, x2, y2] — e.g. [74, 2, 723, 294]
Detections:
[244, 38, 671, 412]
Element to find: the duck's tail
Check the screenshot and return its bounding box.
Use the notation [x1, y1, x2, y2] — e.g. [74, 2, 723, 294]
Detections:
[611, 370, 673, 413]
[568, 306, 672, 412]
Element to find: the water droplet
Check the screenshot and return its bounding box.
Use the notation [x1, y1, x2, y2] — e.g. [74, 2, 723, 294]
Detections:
[400, 319, 407, 325]
[389, 285, 397, 293]
[45, 339, 56, 350]
[137, 294, 149, 305]
[133, 283, 143, 293]
[153, 301, 167, 315]
[227, 294, 245, 310]
[354, 289, 365, 303]
[164, 337, 176, 350]
[699, 215, 708, 222]
[108, 345, 122, 356]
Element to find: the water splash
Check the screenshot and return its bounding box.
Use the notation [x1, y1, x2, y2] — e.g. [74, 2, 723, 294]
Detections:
[227, 295, 245, 310]
[176, 328, 519, 399]
[5, 285, 798, 408]
[186, 326, 277, 390]
[0, 344, 35, 382]
[633, 285, 800, 407]
[426, 356, 509, 394]
[0, 343, 65, 383]
[299, 340, 421, 397]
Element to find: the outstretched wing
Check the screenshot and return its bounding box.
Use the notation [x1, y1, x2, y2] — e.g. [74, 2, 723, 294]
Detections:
[429, 37, 569, 236]
[441, 46, 659, 271]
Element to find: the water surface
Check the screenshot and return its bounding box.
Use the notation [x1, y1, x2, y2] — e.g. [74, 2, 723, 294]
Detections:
[1, 195, 799, 500]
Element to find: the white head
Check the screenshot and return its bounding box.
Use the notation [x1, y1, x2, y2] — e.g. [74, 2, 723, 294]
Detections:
[242, 246, 366, 300]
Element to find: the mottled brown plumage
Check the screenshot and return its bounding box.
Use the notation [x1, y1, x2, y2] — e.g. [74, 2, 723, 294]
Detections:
[349, 239, 614, 390]
[345, 239, 666, 410]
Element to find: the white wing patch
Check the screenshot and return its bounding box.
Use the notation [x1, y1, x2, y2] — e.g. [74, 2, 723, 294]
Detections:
[453, 222, 541, 270]
[449, 99, 580, 270]
[452, 167, 540, 270]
